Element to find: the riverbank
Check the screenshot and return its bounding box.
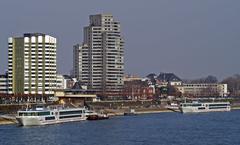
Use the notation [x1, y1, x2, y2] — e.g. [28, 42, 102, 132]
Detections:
[0, 118, 16, 125]
[1, 107, 240, 125]
[103, 108, 174, 116]
[1, 101, 240, 125]
[0, 108, 175, 125]
[231, 106, 240, 110]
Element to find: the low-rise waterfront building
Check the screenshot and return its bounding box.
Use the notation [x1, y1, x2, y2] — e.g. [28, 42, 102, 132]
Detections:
[56, 74, 78, 90]
[55, 87, 97, 106]
[54, 80, 97, 106]
[123, 80, 154, 100]
[177, 83, 228, 97]
[146, 72, 228, 98]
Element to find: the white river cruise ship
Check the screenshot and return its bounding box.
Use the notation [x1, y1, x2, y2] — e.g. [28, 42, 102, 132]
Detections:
[16, 106, 87, 126]
[180, 102, 231, 113]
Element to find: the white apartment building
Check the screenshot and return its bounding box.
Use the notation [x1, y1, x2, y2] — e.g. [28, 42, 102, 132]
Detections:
[0, 74, 8, 94]
[177, 83, 228, 97]
[8, 33, 57, 95]
[73, 14, 124, 93]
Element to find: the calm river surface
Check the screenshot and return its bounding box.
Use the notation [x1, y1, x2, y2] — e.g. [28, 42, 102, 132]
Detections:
[1, 110, 240, 145]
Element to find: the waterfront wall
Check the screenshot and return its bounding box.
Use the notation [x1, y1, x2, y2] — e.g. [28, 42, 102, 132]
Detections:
[86, 100, 167, 110]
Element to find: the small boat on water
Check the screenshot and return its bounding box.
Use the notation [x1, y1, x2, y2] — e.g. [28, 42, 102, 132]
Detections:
[85, 110, 98, 117]
[87, 114, 109, 120]
[124, 109, 137, 116]
[180, 102, 231, 113]
[166, 103, 179, 110]
[16, 105, 87, 126]
[85, 110, 109, 120]
[166, 103, 180, 112]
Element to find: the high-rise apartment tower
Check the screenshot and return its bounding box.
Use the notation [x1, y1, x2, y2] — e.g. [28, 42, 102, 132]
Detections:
[8, 33, 57, 95]
[73, 14, 124, 93]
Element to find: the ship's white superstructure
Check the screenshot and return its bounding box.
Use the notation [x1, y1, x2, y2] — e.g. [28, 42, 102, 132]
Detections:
[180, 102, 231, 113]
[16, 106, 87, 126]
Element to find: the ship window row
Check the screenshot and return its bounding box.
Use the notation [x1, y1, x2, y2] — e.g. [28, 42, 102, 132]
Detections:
[181, 104, 202, 107]
[59, 115, 82, 119]
[45, 116, 55, 120]
[209, 107, 229, 109]
[208, 104, 229, 107]
[59, 110, 83, 115]
[19, 111, 50, 116]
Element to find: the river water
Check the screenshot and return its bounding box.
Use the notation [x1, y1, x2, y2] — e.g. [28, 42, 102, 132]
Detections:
[1, 110, 240, 145]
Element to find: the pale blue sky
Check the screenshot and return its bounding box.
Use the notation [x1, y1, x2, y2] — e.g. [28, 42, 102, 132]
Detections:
[0, 0, 240, 80]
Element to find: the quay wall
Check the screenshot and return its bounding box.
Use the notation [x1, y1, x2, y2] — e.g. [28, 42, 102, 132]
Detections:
[86, 100, 167, 111]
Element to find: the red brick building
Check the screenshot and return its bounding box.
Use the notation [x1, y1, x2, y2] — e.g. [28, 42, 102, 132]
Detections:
[123, 80, 154, 100]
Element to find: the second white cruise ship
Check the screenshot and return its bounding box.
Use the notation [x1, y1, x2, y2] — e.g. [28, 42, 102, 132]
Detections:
[180, 102, 231, 113]
[16, 106, 87, 126]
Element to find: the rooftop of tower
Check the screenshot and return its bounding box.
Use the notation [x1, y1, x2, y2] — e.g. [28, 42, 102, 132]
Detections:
[90, 13, 113, 17]
[24, 33, 46, 37]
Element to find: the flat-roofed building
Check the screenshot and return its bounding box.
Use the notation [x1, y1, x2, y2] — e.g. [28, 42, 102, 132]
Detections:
[8, 33, 57, 95]
[55, 89, 97, 106]
[177, 83, 228, 97]
[73, 14, 124, 95]
[56, 74, 78, 90]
